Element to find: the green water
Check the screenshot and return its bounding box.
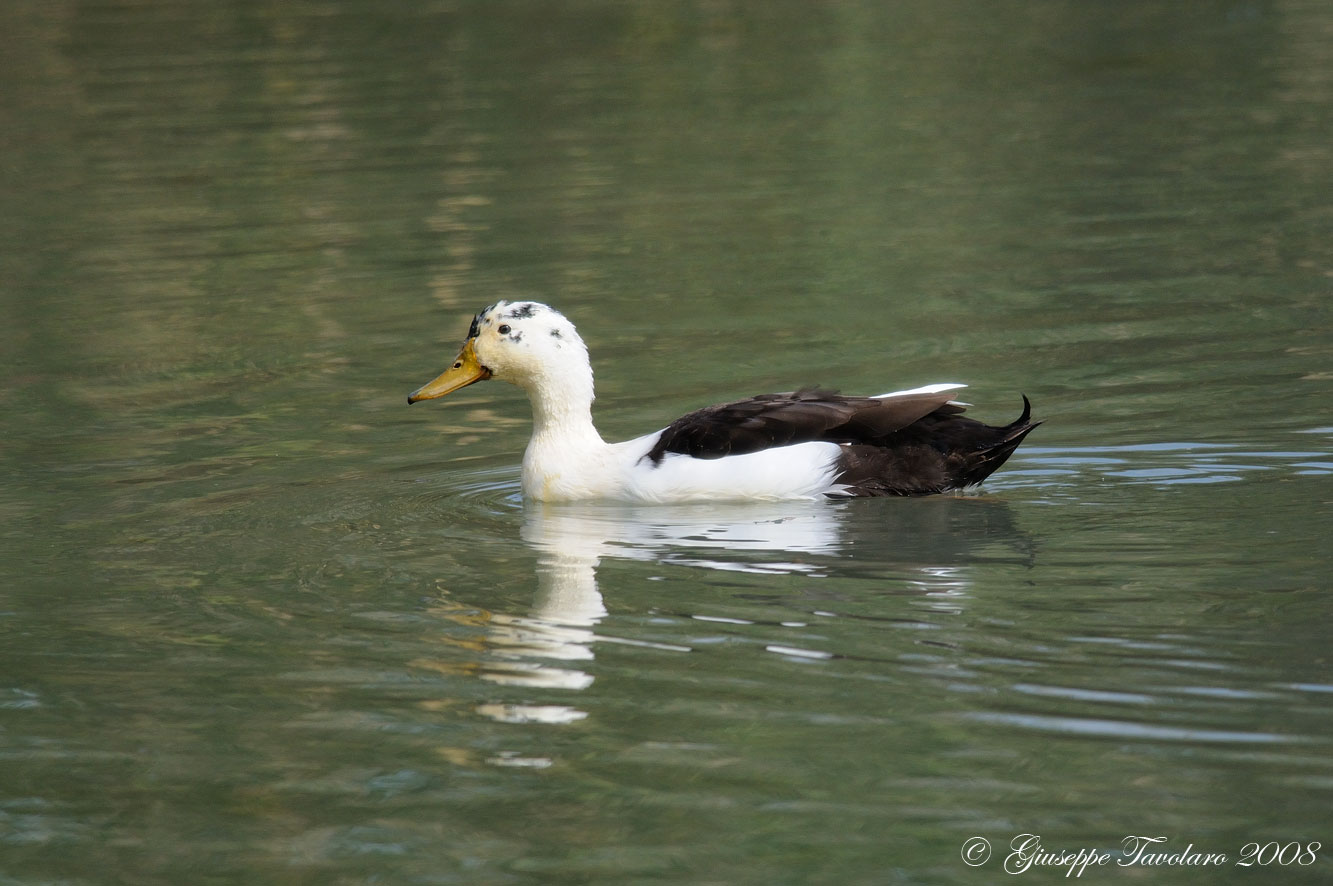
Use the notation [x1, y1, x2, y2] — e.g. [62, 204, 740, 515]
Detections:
[2, 1, 1331, 884]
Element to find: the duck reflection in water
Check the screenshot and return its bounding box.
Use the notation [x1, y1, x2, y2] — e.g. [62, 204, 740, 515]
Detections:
[471, 497, 1030, 725]
[475, 501, 841, 719]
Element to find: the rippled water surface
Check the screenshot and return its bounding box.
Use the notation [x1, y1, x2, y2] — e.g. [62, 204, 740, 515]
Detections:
[2, 1, 1331, 883]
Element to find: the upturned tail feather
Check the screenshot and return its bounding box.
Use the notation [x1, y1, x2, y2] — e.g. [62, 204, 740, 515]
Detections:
[831, 395, 1041, 496]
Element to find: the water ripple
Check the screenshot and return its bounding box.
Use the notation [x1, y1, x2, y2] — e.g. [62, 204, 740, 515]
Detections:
[1005, 439, 1331, 490]
[964, 711, 1311, 745]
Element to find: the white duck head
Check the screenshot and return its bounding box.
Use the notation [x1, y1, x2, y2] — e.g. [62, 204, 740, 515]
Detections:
[408, 300, 596, 428]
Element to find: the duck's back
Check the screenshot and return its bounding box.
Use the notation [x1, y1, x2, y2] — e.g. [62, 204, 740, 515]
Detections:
[628, 384, 1039, 499]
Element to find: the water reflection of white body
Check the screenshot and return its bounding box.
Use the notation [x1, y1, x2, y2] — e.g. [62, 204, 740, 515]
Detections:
[525, 500, 843, 575]
[475, 502, 845, 722]
[473, 497, 1022, 728]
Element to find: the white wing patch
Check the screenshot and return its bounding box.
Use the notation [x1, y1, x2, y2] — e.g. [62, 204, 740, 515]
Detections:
[871, 382, 967, 399]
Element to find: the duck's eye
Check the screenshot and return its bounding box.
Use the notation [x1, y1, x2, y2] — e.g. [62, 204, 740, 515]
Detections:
[453, 362, 462, 369]
[497, 324, 511, 335]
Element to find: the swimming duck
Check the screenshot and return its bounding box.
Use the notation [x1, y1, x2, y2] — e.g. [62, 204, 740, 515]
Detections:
[408, 301, 1039, 502]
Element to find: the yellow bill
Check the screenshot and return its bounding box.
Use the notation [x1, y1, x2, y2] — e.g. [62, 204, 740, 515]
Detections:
[408, 339, 491, 404]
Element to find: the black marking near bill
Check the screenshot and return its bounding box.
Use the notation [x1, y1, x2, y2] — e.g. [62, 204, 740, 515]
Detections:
[467, 302, 499, 340]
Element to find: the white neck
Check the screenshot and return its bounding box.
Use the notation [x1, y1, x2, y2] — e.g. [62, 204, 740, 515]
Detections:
[524, 367, 601, 442]
[519, 359, 609, 502]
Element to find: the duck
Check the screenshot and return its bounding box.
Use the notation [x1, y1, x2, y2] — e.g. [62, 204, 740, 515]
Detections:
[408, 301, 1040, 502]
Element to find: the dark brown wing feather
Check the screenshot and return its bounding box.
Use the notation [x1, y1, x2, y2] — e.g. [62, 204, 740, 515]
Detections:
[645, 387, 1041, 497]
[644, 387, 964, 463]
[832, 395, 1041, 496]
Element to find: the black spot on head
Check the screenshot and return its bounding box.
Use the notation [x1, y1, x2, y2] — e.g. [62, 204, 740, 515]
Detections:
[549, 328, 562, 339]
[467, 302, 498, 339]
[508, 302, 537, 320]
[510, 331, 523, 343]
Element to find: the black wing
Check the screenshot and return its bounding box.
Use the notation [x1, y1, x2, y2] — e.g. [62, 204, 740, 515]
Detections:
[644, 387, 965, 463]
[832, 395, 1041, 495]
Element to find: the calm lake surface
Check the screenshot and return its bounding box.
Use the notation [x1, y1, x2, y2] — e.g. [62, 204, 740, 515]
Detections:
[2, 1, 1331, 883]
